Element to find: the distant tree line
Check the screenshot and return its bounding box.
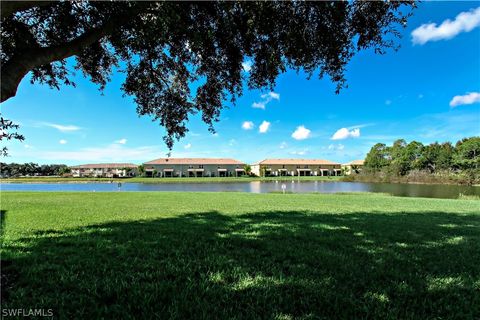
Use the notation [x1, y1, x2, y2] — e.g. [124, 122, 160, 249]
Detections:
[363, 137, 480, 183]
[0, 162, 70, 177]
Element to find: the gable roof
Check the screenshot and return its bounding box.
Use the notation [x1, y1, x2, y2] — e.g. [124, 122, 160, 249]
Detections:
[252, 159, 340, 166]
[144, 158, 245, 165]
[343, 160, 365, 166]
[70, 163, 137, 169]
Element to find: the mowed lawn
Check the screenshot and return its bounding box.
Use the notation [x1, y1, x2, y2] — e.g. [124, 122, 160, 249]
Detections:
[1, 192, 479, 319]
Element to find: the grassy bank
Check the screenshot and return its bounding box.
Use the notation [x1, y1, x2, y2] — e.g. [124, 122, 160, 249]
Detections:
[342, 170, 480, 186]
[1, 192, 479, 319]
[1, 175, 341, 184]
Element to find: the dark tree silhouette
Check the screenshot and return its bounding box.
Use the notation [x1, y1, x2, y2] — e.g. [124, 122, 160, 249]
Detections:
[0, 117, 24, 156]
[364, 137, 480, 176]
[1, 1, 415, 148]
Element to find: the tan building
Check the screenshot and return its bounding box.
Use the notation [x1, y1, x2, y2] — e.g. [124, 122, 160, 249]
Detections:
[251, 159, 342, 177]
[143, 158, 246, 177]
[71, 163, 137, 178]
[342, 160, 365, 175]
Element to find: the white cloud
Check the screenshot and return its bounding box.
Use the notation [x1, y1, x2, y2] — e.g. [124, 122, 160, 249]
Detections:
[449, 92, 480, 107]
[261, 92, 280, 100]
[279, 141, 287, 149]
[242, 121, 254, 130]
[115, 138, 127, 144]
[291, 125, 311, 140]
[59, 139, 67, 144]
[347, 123, 374, 130]
[289, 149, 308, 156]
[242, 60, 252, 72]
[412, 7, 480, 45]
[24, 144, 33, 149]
[184, 143, 192, 149]
[259, 120, 271, 133]
[252, 91, 280, 109]
[252, 102, 266, 109]
[331, 128, 361, 140]
[228, 139, 236, 146]
[328, 144, 345, 151]
[43, 123, 81, 132]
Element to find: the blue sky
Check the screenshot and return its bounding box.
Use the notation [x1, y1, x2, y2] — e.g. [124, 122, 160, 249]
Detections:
[2, 2, 480, 165]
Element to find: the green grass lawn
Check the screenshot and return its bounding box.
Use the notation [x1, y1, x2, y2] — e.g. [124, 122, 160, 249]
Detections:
[1, 192, 479, 319]
[1, 176, 342, 184]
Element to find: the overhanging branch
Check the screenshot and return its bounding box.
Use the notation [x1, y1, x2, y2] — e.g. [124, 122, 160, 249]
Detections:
[1, 20, 116, 102]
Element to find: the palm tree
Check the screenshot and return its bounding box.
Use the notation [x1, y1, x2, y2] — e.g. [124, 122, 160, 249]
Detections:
[351, 165, 360, 174]
[260, 166, 269, 177]
[137, 165, 145, 177]
[243, 164, 252, 176]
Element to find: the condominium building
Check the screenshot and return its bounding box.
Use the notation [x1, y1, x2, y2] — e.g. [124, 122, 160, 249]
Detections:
[143, 158, 246, 177]
[70, 163, 138, 178]
[251, 159, 342, 176]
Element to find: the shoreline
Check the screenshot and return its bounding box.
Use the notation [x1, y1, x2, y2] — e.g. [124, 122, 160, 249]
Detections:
[1, 176, 479, 187]
[0, 176, 342, 184]
[342, 175, 480, 187]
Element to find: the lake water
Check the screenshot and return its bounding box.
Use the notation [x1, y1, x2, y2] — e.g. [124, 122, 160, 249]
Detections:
[1, 181, 479, 199]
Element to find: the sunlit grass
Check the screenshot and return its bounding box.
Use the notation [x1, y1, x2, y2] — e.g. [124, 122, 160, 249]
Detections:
[1, 192, 479, 319]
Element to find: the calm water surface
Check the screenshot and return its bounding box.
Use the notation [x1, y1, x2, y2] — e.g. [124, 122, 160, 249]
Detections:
[2, 181, 480, 199]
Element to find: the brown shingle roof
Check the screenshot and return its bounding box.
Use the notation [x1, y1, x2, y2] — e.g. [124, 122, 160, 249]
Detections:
[144, 158, 245, 165]
[70, 163, 137, 169]
[343, 160, 365, 166]
[252, 159, 340, 165]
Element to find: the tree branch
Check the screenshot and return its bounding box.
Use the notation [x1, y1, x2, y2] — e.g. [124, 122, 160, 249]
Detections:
[1, 20, 116, 102]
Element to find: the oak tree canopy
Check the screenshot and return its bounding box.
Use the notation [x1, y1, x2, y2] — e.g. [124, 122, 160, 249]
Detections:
[0, 1, 415, 148]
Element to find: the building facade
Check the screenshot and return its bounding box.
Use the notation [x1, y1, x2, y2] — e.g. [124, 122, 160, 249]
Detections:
[251, 159, 342, 176]
[70, 163, 137, 178]
[342, 160, 365, 175]
[143, 158, 246, 177]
